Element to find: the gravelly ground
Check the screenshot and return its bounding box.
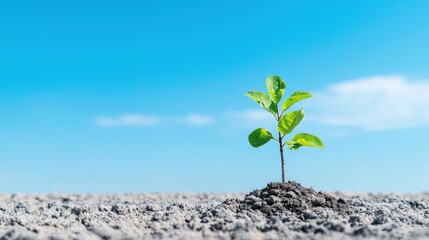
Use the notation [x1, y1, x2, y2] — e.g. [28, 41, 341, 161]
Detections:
[0, 182, 428, 240]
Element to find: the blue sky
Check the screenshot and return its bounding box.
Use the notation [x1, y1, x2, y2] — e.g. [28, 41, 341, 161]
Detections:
[1, 0, 429, 193]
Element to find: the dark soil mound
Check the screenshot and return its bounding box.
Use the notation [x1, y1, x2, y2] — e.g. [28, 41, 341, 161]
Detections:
[222, 181, 351, 217]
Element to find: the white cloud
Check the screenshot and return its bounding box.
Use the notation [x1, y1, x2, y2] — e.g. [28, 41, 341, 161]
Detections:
[309, 75, 429, 131]
[95, 114, 214, 128]
[226, 109, 272, 122]
[95, 115, 161, 127]
[224, 109, 276, 130]
[182, 114, 215, 126]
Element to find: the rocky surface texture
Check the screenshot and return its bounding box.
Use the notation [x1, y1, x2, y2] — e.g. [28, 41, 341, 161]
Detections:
[0, 182, 428, 239]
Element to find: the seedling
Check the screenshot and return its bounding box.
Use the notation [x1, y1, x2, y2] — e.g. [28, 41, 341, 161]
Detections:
[246, 75, 325, 183]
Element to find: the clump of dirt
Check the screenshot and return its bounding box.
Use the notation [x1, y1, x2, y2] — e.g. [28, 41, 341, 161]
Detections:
[222, 181, 351, 217]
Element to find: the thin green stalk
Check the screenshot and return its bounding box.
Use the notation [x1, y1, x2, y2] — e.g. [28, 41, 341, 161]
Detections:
[278, 132, 285, 183]
[277, 111, 285, 183]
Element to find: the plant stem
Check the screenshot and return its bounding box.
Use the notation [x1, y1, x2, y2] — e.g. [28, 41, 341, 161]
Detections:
[276, 110, 285, 183]
[278, 132, 285, 183]
[275, 110, 285, 183]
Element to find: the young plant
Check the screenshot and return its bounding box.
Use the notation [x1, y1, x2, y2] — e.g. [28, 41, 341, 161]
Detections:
[246, 75, 325, 183]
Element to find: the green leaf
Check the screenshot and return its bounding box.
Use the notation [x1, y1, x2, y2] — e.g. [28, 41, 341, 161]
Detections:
[285, 140, 302, 150]
[277, 109, 305, 135]
[246, 91, 278, 114]
[282, 91, 312, 112]
[248, 128, 274, 148]
[266, 76, 286, 104]
[286, 133, 325, 150]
